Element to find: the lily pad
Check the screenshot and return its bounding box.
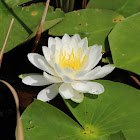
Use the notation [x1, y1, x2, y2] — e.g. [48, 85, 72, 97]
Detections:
[96, 131, 126, 140]
[0, 0, 64, 53]
[65, 80, 140, 140]
[21, 99, 82, 140]
[49, 9, 124, 50]
[109, 12, 140, 75]
[87, 0, 140, 17]
[21, 80, 140, 139]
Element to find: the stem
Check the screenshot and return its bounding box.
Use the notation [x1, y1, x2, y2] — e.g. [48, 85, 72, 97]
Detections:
[66, 0, 70, 12]
[60, 0, 69, 13]
[56, 0, 59, 7]
[0, 18, 14, 69]
[82, 0, 87, 9]
[69, 0, 75, 11]
[31, 0, 50, 53]
[60, 0, 63, 9]
[0, 80, 24, 140]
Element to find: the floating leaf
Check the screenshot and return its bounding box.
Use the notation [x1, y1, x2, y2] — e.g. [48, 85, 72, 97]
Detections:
[109, 12, 140, 75]
[96, 131, 126, 140]
[65, 80, 140, 140]
[49, 9, 124, 50]
[21, 99, 82, 140]
[0, 0, 64, 53]
[87, 0, 140, 17]
[1, 0, 29, 8]
[21, 80, 140, 139]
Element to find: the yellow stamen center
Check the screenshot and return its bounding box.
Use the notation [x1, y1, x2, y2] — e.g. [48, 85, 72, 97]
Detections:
[58, 48, 86, 70]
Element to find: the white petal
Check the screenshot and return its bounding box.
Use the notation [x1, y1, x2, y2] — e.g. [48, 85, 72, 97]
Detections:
[54, 65, 76, 79]
[50, 44, 56, 55]
[70, 38, 79, 50]
[59, 83, 75, 99]
[42, 46, 51, 62]
[37, 84, 58, 102]
[72, 34, 81, 42]
[63, 67, 75, 76]
[54, 63, 64, 77]
[71, 81, 90, 93]
[73, 70, 87, 79]
[43, 72, 63, 83]
[88, 82, 104, 95]
[71, 92, 84, 103]
[48, 37, 56, 48]
[84, 45, 102, 71]
[22, 74, 51, 86]
[49, 55, 56, 68]
[62, 75, 75, 83]
[93, 64, 115, 79]
[61, 43, 71, 58]
[79, 48, 90, 71]
[79, 37, 88, 50]
[78, 49, 92, 71]
[55, 37, 63, 52]
[27, 53, 57, 76]
[62, 34, 71, 44]
[42, 46, 55, 68]
[71, 81, 104, 95]
[77, 66, 101, 80]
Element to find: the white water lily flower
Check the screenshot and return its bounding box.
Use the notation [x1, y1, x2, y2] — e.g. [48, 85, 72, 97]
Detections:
[22, 34, 115, 103]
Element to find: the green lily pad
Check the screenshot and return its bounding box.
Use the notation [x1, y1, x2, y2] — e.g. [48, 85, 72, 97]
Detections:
[49, 9, 124, 50]
[21, 99, 82, 140]
[109, 12, 140, 75]
[65, 80, 140, 140]
[21, 80, 140, 139]
[96, 131, 126, 140]
[0, 0, 64, 53]
[87, 0, 140, 17]
[1, 0, 29, 8]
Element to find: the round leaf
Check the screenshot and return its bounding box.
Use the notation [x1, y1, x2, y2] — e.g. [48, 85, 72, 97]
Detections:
[87, 0, 140, 17]
[65, 80, 140, 140]
[0, 1, 64, 53]
[21, 99, 82, 140]
[96, 131, 126, 140]
[21, 80, 140, 139]
[49, 9, 124, 50]
[109, 12, 140, 75]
